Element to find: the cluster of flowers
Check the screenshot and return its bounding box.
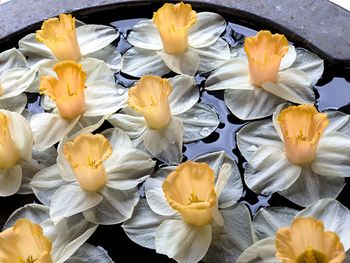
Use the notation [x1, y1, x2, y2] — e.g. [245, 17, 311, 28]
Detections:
[0, 2, 349, 263]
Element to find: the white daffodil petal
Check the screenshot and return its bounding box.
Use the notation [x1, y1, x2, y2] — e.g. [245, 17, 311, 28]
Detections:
[279, 44, 296, 71]
[237, 119, 283, 161]
[80, 58, 114, 84]
[0, 165, 22, 196]
[291, 48, 324, 86]
[84, 81, 127, 116]
[194, 151, 243, 208]
[205, 203, 255, 263]
[122, 199, 167, 250]
[31, 112, 80, 151]
[279, 166, 345, 207]
[326, 110, 350, 136]
[18, 33, 54, 60]
[312, 131, 350, 177]
[144, 117, 184, 164]
[0, 48, 27, 71]
[83, 186, 139, 225]
[272, 103, 289, 141]
[168, 75, 198, 115]
[253, 206, 298, 240]
[102, 127, 133, 149]
[65, 243, 113, 263]
[188, 12, 226, 48]
[205, 59, 253, 91]
[50, 183, 103, 224]
[145, 167, 177, 217]
[127, 19, 162, 50]
[236, 237, 278, 263]
[179, 103, 219, 143]
[76, 24, 119, 56]
[245, 145, 301, 195]
[30, 165, 68, 206]
[262, 68, 314, 104]
[40, 95, 56, 111]
[108, 112, 147, 139]
[158, 49, 199, 76]
[87, 44, 121, 72]
[1, 68, 36, 99]
[224, 88, 285, 120]
[296, 198, 350, 250]
[72, 115, 107, 137]
[121, 47, 170, 77]
[155, 219, 212, 263]
[196, 39, 230, 73]
[56, 137, 78, 182]
[0, 93, 27, 113]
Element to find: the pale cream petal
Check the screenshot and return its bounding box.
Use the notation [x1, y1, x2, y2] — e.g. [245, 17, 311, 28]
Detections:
[107, 112, 147, 139]
[56, 137, 77, 182]
[18, 33, 54, 61]
[79, 58, 114, 84]
[0, 48, 27, 71]
[127, 19, 163, 50]
[236, 237, 279, 263]
[325, 110, 350, 136]
[279, 44, 296, 70]
[87, 44, 121, 72]
[0, 68, 36, 99]
[272, 103, 289, 141]
[0, 93, 27, 113]
[64, 243, 113, 263]
[0, 165, 22, 196]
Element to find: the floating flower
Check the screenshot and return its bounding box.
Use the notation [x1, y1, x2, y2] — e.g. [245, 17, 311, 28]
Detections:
[108, 75, 219, 164]
[205, 30, 324, 120]
[30, 59, 128, 151]
[236, 198, 350, 262]
[122, 2, 230, 77]
[123, 151, 254, 263]
[237, 104, 350, 206]
[2, 203, 113, 263]
[31, 128, 156, 225]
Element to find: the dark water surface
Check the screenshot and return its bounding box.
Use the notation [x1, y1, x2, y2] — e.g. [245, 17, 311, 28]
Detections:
[0, 8, 350, 263]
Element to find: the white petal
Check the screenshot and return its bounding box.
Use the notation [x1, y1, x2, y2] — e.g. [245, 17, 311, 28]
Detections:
[0, 165, 22, 196]
[279, 44, 296, 70]
[296, 198, 350, 250]
[205, 204, 255, 263]
[245, 145, 301, 195]
[30, 113, 79, 151]
[102, 127, 133, 150]
[83, 186, 139, 225]
[168, 75, 198, 115]
[262, 68, 314, 104]
[325, 110, 350, 136]
[108, 112, 147, 139]
[224, 88, 285, 120]
[76, 25, 119, 56]
[237, 119, 283, 161]
[50, 183, 103, 224]
[65, 243, 113, 263]
[253, 206, 298, 240]
[272, 103, 289, 141]
[122, 199, 165, 250]
[196, 39, 230, 73]
[121, 47, 170, 77]
[84, 81, 127, 116]
[0, 93, 27, 113]
[205, 59, 253, 91]
[0, 68, 36, 99]
[144, 117, 184, 164]
[188, 12, 226, 48]
[0, 48, 27, 71]
[56, 136, 76, 182]
[127, 19, 162, 50]
[155, 220, 212, 263]
[291, 48, 324, 86]
[178, 103, 219, 143]
[79, 57, 114, 84]
[87, 44, 121, 72]
[158, 49, 199, 76]
[72, 115, 107, 136]
[18, 33, 54, 60]
[236, 237, 279, 263]
[312, 131, 350, 177]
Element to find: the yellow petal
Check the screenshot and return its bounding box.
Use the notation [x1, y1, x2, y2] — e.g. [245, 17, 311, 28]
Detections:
[162, 161, 216, 226]
[244, 30, 289, 87]
[0, 112, 20, 169]
[36, 14, 81, 62]
[63, 134, 112, 192]
[153, 2, 197, 54]
[278, 104, 329, 165]
[40, 61, 86, 120]
[275, 217, 345, 263]
[0, 219, 53, 263]
[128, 75, 172, 130]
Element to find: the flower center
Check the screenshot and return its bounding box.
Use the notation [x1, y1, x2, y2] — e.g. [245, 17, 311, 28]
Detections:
[40, 61, 86, 120]
[0, 112, 20, 169]
[244, 30, 289, 87]
[278, 105, 329, 165]
[24, 256, 38, 263]
[63, 134, 112, 192]
[297, 247, 328, 263]
[153, 2, 197, 54]
[128, 75, 172, 130]
[36, 14, 81, 62]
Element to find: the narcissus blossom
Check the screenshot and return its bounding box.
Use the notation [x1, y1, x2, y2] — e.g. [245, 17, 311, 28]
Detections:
[206, 30, 324, 120]
[122, 2, 230, 77]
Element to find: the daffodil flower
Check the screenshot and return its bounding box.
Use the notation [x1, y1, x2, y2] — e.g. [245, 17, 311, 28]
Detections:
[122, 2, 230, 77]
[108, 75, 219, 164]
[123, 151, 255, 263]
[2, 203, 113, 263]
[205, 30, 324, 120]
[236, 198, 350, 262]
[31, 128, 156, 225]
[237, 104, 350, 206]
[30, 59, 128, 151]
